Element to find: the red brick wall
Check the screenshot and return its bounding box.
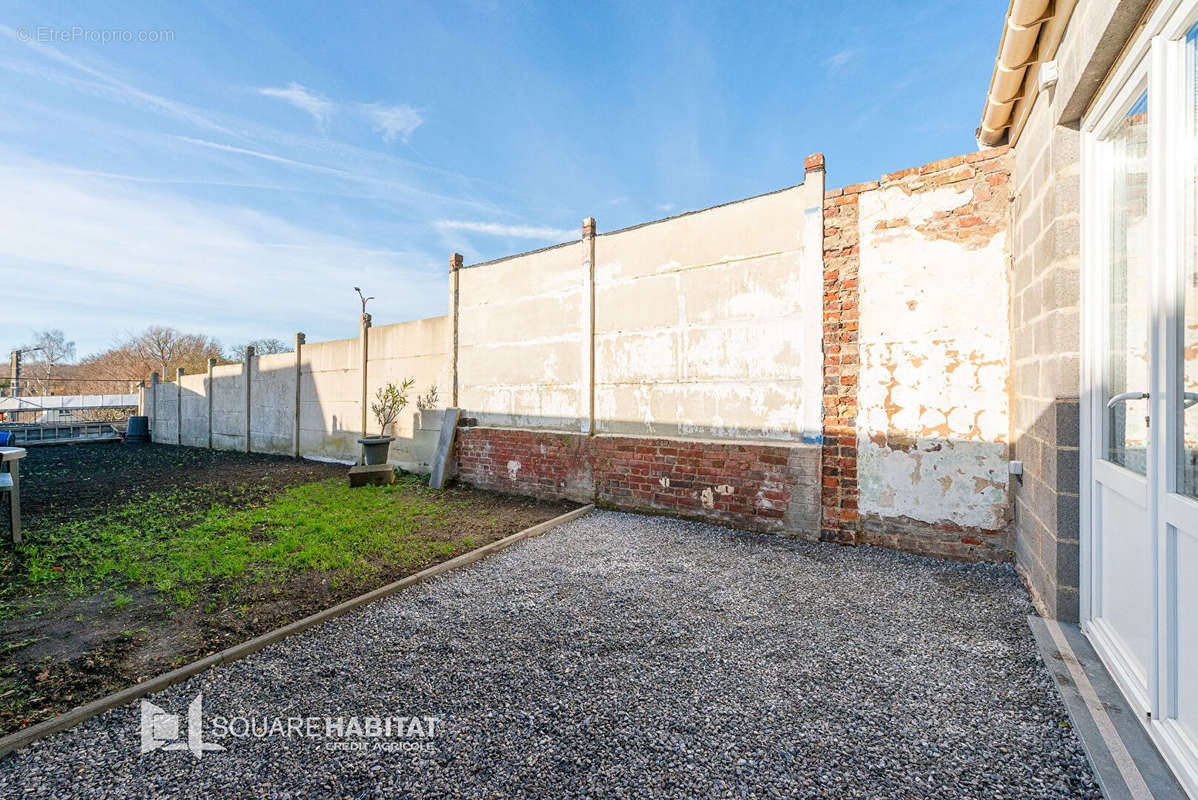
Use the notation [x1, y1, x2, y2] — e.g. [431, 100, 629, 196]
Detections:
[455, 427, 821, 536]
[820, 148, 1014, 563]
[820, 182, 861, 544]
[455, 428, 593, 502]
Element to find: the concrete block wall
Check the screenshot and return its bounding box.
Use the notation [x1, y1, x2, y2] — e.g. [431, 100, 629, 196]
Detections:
[593, 180, 825, 441]
[250, 352, 296, 455]
[150, 316, 451, 471]
[456, 243, 585, 430]
[210, 363, 247, 451]
[821, 148, 1016, 563]
[1005, 0, 1150, 620]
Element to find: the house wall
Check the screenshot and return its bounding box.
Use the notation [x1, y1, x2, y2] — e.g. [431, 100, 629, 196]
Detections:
[822, 149, 1016, 562]
[1009, 0, 1151, 622]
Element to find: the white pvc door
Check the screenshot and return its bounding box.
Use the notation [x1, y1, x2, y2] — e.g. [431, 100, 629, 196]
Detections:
[1083, 8, 1198, 794]
[1087, 81, 1156, 712]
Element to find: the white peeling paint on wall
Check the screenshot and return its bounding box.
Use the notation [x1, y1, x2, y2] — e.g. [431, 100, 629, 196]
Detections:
[857, 181, 1010, 529]
[592, 179, 824, 441]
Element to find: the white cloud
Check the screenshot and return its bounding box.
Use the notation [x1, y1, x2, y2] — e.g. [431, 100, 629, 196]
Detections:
[1, 24, 234, 136]
[825, 47, 864, 71]
[258, 82, 332, 127]
[436, 220, 574, 241]
[0, 164, 442, 355]
[657, 202, 676, 213]
[361, 103, 424, 143]
[176, 136, 349, 176]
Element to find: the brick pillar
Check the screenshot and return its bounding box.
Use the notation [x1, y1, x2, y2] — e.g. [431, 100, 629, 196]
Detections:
[820, 160, 861, 545]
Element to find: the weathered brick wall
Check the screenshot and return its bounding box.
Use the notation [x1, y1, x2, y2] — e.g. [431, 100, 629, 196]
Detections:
[822, 148, 1015, 563]
[455, 428, 593, 502]
[456, 427, 821, 536]
[820, 177, 861, 545]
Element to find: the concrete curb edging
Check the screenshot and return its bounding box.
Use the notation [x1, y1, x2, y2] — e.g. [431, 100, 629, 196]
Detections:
[0, 503, 595, 758]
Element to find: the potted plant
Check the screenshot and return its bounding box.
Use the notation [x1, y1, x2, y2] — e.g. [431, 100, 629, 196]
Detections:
[359, 377, 413, 465]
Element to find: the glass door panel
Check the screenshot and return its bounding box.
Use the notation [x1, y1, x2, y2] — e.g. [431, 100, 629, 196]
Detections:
[1104, 91, 1152, 473]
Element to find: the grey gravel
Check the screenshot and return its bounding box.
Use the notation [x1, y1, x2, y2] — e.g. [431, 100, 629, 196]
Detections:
[0, 510, 1100, 799]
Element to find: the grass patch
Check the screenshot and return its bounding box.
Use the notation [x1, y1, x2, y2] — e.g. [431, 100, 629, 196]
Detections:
[1, 472, 469, 612]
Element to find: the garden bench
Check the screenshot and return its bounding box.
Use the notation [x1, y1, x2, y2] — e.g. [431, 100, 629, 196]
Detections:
[0, 446, 25, 544]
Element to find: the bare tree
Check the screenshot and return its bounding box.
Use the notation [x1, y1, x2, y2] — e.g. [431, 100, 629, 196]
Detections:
[128, 325, 224, 381]
[26, 329, 75, 396]
[227, 338, 288, 362]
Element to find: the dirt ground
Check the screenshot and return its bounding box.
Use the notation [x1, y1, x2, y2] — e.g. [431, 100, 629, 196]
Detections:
[0, 443, 578, 736]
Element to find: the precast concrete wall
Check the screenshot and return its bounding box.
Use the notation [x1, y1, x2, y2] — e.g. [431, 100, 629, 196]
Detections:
[149, 316, 450, 471]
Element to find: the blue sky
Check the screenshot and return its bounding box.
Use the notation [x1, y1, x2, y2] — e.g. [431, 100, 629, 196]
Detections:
[0, 1, 1005, 358]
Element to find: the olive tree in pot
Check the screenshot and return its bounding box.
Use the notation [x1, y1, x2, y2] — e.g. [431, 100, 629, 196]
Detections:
[359, 377, 414, 465]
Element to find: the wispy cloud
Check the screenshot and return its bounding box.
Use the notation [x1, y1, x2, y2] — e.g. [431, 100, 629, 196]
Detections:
[258, 82, 332, 128]
[0, 24, 235, 136]
[436, 220, 574, 241]
[657, 202, 676, 213]
[176, 136, 349, 176]
[825, 47, 864, 72]
[361, 103, 424, 143]
[0, 164, 442, 354]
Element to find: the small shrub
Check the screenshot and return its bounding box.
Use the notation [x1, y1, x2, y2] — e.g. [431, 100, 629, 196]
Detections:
[371, 377, 415, 434]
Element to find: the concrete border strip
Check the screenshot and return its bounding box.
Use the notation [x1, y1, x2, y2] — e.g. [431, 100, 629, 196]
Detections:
[1042, 617, 1154, 799]
[0, 503, 595, 758]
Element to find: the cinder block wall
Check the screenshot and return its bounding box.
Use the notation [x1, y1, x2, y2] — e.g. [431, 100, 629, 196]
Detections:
[1006, 0, 1150, 621]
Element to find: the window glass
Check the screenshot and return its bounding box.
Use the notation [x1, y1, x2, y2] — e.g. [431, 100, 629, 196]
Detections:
[1104, 91, 1151, 473]
[1179, 24, 1198, 496]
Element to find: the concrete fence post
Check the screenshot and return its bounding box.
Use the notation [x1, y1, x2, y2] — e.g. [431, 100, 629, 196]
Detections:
[449, 253, 462, 408]
[293, 332, 305, 459]
[137, 381, 145, 416]
[175, 367, 184, 446]
[207, 357, 216, 449]
[150, 371, 159, 441]
[359, 314, 371, 457]
[581, 218, 597, 435]
[244, 346, 254, 454]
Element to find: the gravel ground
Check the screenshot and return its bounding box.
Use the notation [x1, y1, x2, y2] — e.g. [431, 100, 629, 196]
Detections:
[0, 510, 1100, 799]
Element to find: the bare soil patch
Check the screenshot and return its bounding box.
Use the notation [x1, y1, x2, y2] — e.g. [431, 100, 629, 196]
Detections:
[0, 443, 576, 736]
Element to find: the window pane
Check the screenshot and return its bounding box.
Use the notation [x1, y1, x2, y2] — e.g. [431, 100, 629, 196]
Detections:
[1104, 91, 1150, 473]
[1180, 25, 1198, 497]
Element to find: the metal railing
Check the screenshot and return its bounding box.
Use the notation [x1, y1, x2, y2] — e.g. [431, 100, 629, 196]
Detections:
[0, 419, 127, 445]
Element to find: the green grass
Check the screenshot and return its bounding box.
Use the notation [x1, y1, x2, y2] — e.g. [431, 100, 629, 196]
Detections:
[0, 473, 472, 611]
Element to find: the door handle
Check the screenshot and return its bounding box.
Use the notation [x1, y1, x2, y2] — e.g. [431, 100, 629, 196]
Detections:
[1107, 391, 1149, 409]
[1186, 392, 1198, 409]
